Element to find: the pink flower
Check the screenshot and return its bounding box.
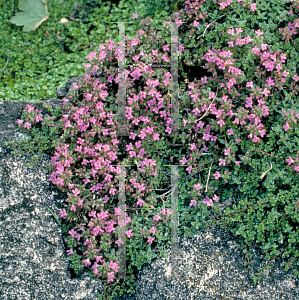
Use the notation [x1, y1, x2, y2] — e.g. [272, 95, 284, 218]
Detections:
[262, 88, 270, 97]
[219, 2, 228, 10]
[283, 122, 292, 131]
[209, 92, 216, 99]
[26, 104, 35, 112]
[228, 41, 234, 47]
[194, 183, 203, 190]
[213, 171, 221, 180]
[163, 44, 169, 52]
[213, 195, 220, 202]
[35, 115, 43, 122]
[137, 199, 145, 207]
[109, 261, 119, 273]
[165, 209, 172, 216]
[149, 226, 156, 234]
[266, 77, 275, 86]
[152, 50, 158, 56]
[133, 13, 138, 20]
[246, 81, 254, 88]
[70, 205, 76, 212]
[147, 237, 155, 244]
[190, 143, 197, 150]
[115, 238, 124, 247]
[227, 28, 234, 35]
[154, 214, 161, 222]
[16, 119, 23, 126]
[72, 188, 81, 196]
[23, 122, 31, 130]
[83, 258, 91, 267]
[178, 44, 185, 52]
[227, 128, 234, 135]
[126, 229, 133, 238]
[175, 19, 183, 27]
[235, 27, 243, 34]
[219, 158, 226, 166]
[286, 156, 295, 165]
[217, 119, 225, 127]
[203, 196, 213, 207]
[261, 44, 268, 51]
[107, 271, 115, 283]
[66, 249, 73, 256]
[255, 29, 263, 36]
[250, 3, 257, 11]
[224, 147, 231, 156]
[180, 157, 187, 164]
[190, 200, 197, 207]
[59, 208, 67, 218]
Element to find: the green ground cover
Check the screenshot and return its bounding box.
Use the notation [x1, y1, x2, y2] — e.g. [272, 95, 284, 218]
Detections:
[0, 0, 177, 102]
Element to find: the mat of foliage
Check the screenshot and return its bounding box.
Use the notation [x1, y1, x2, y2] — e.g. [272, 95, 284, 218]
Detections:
[4, 0, 299, 299]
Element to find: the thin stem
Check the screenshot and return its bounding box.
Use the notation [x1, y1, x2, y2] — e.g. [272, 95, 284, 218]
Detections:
[254, 245, 290, 281]
[0, 50, 9, 71]
[196, 12, 231, 40]
[46, 206, 61, 226]
[205, 159, 214, 193]
[186, 160, 210, 179]
[260, 161, 273, 179]
[156, 189, 172, 199]
[187, 86, 219, 123]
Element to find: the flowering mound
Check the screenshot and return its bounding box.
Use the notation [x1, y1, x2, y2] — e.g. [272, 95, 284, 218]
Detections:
[6, 0, 299, 298]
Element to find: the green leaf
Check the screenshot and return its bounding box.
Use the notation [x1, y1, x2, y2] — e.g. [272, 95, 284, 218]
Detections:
[9, 0, 50, 32]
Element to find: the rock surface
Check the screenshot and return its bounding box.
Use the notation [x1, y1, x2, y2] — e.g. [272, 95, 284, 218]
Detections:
[0, 76, 299, 300]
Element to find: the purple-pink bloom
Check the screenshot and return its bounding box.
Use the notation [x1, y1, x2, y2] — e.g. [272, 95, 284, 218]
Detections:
[190, 200, 197, 207]
[59, 208, 67, 218]
[23, 122, 31, 130]
[16, 119, 23, 126]
[72, 188, 81, 196]
[66, 249, 73, 256]
[115, 238, 124, 247]
[224, 147, 231, 156]
[154, 214, 161, 222]
[109, 261, 119, 273]
[213, 195, 220, 202]
[126, 229, 133, 238]
[255, 29, 263, 36]
[149, 226, 156, 234]
[250, 3, 257, 11]
[194, 183, 203, 190]
[26, 104, 35, 112]
[213, 171, 221, 180]
[203, 196, 213, 207]
[147, 237, 155, 244]
[286, 156, 295, 165]
[219, 158, 226, 166]
[227, 128, 234, 135]
[107, 271, 115, 283]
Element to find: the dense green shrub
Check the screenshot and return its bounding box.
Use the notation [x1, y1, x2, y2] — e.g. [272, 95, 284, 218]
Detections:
[4, 0, 299, 298]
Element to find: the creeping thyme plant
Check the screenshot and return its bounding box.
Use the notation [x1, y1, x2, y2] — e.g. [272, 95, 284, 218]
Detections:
[4, 0, 299, 298]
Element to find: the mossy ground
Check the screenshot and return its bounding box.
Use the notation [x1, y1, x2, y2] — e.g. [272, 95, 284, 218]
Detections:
[0, 0, 177, 103]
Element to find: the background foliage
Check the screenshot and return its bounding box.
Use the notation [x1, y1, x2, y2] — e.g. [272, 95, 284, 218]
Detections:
[0, 0, 176, 102]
